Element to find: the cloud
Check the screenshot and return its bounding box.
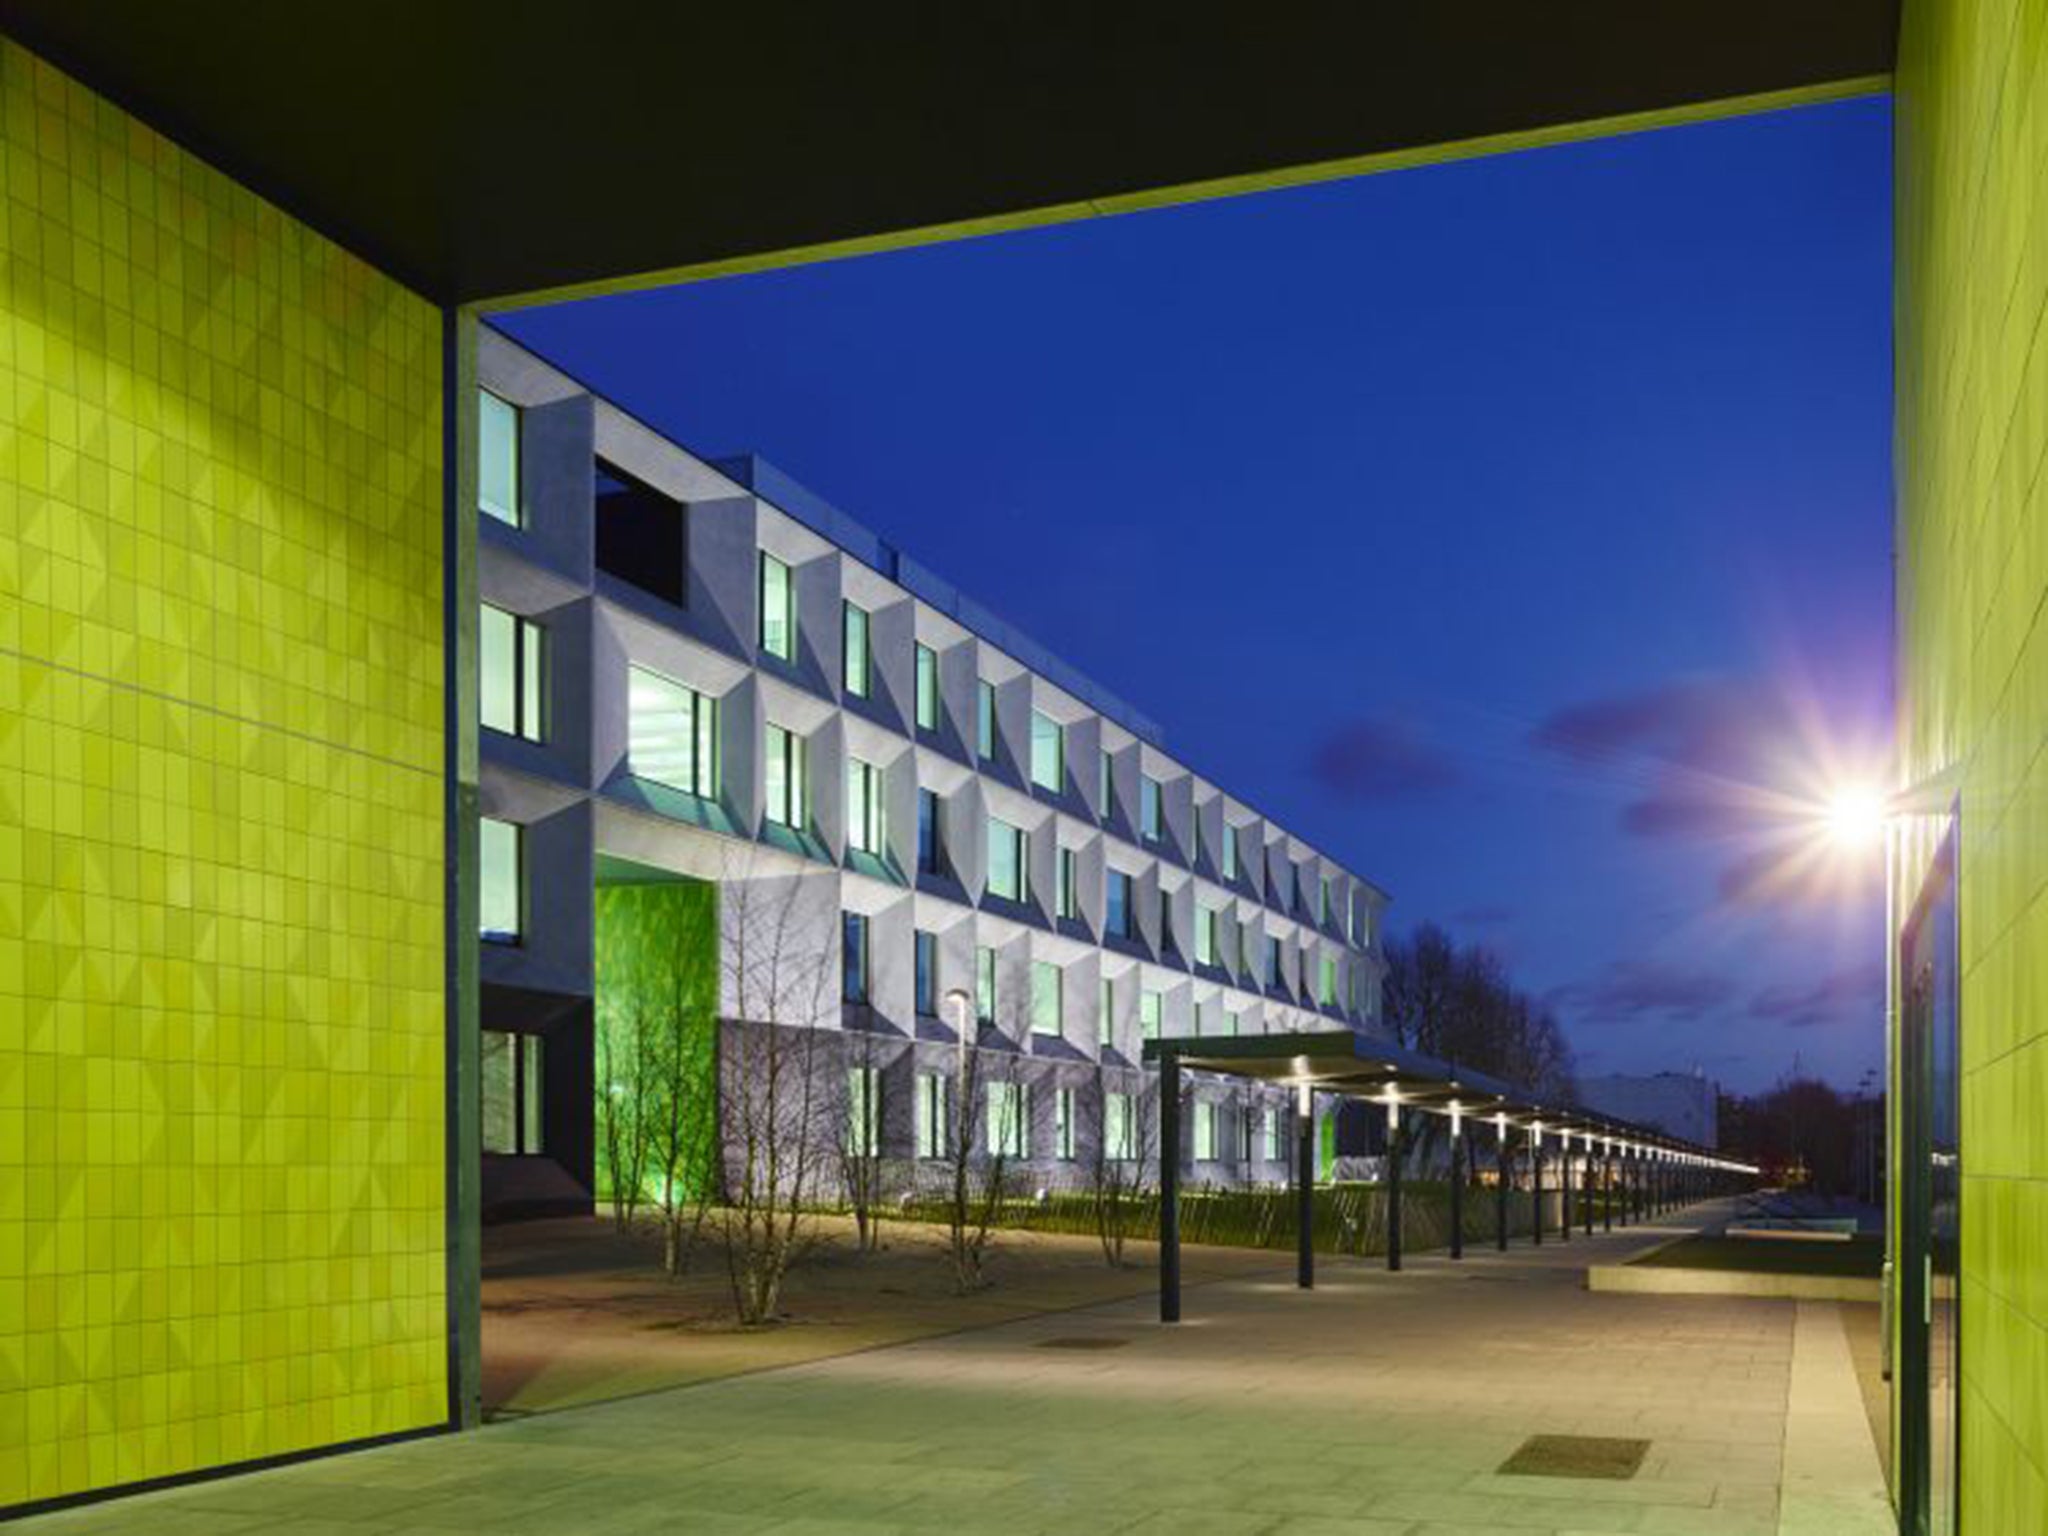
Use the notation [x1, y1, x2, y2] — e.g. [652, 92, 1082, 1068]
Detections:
[1747, 965, 1884, 1029]
[1309, 717, 1459, 801]
[1549, 960, 1736, 1027]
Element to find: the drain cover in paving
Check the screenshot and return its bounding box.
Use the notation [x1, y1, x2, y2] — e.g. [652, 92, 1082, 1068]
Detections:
[1036, 1336, 1130, 1350]
[1497, 1434, 1648, 1480]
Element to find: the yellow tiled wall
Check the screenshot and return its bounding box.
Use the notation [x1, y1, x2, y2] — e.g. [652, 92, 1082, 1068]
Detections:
[0, 41, 447, 1508]
[1895, 0, 2048, 1525]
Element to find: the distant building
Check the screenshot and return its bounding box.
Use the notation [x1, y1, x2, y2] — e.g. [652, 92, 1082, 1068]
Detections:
[1576, 1071, 1717, 1149]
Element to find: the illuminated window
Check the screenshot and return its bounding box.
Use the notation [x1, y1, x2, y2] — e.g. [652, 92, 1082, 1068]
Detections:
[1140, 989, 1162, 1040]
[1098, 750, 1112, 816]
[986, 1080, 1027, 1158]
[846, 758, 885, 856]
[1106, 1091, 1134, 1160]
[481, 1030, 544, 1153]
[480, 817, 522, 943]
[480, 604, 545, 742]
[1194, 1101, 1218, 1161]
[976, 680, 996, 759]
[987, 818, 1027, 903]
[759, 553, 794, 662]
[1056, 847, 1078, 919]
[842, 602, 871, 697]
[976, 946, 996, 1023]
[1099, 977, 1115, 1044]
[846, 1065, 880, 1156]
[628, 666, 718, 798]
[1222, 823, 1239, 881]
[1055, 1087, 1076, 1160]
[1320, 954, 1338, 1008]
[1030, 710, 1063, 791]
[1140, 775, 1162, 842]
[915, 930, 937, 1015]
[479, 390, 520, 526]
[763, 724, 805, 828]
[915, 643, 938, 730]
[1031, 961, 1062, 1035]
[1265, 1107, 1284, 1161]
[916, 1072, 948, 1158]
[1194, 905, 1218, 966]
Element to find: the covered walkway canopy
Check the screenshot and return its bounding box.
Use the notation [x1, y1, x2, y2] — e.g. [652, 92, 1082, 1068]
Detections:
[1143, 1031, 1757, 1321]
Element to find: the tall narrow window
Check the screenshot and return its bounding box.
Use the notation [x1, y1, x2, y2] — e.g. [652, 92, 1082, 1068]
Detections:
[1106, 869, 1133, 939]
[1320, 954, 1338, 1008]
[842, 911, 870, 1003]
[917, 787, 943, 874]
[846, 1066, 880, 1156]
[480, 817, 522, 944]
[976, 945, 997, 1023]
[763, 724, 806, 829]
[976, 679, 996, 759]
[759, 552, 794, 662]
[916, 1072, 948, 1158]
[628, 666, 717, 798]
[480, 604, 545, 743]
[482, 1030, 545, 1154]
[1031, 960, 1062, 1035]
[1140, 989, 1162, 1040]
[1140, 775, 1162, 842]
[846, 758, 885, 856]
[1106, 1092, 1134, 1160]
[1030, 710, 1063, 792]
[914, 929, 938, 1015]
[1157, 889, 1173, 953]
[915, 643, 939, 731]
[1056, 847, 1078, 920]
[1264, 1107, 1283, 1161]
[1222, 823, 1239, 881]
[1266, 935, 1284, 989]
[1194, 1102, 1218, 1161]
[1320, 876, 1332, 926]
[1194, 905, 1218, 966]
[842, 601, 871, 697]
[986, 1080, 1027, 1158]
[986, 818, 1026, 903]
[1098, 750, 1113, 817]
[1099, 976, 1115, 1044]
[479, 390, 520, 526]
[1055, 1087, 1076, 1161]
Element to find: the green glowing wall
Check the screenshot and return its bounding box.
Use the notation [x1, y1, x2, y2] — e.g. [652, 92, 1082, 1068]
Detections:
[593, 881, 720, 1205]
[1895, 0, 2048, 1523]
[0, 41, 446, 1509]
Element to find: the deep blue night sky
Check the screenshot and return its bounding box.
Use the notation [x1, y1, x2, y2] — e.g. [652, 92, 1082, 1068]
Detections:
[497, 98, 1893, 1095]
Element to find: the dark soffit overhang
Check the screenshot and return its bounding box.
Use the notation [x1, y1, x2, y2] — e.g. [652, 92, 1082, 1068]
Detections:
[1, 2, 1896, 307]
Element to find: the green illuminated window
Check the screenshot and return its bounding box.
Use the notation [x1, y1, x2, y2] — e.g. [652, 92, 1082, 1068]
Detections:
[1140, 775, 1162, 842]
[976, 945, 996, 1023]
[1194, 905, 1218, 966]
[916, 1072, 948, 1158]
[1320, 954, 1338, 1007]
[481, 1030, 544, 1154]
[1030, 710, 1063, 791]
[1264, 1108, 1284, 1161]
[846, 758, 885, 856]
[1031, 960, 1062, 1035]
[1320, 876, 1332, 926]
[842, 602, 870, 697]
[764, 724, 805, 828]
[480, 603, 545, 742]
[986, 1080, 1027, 1158]
[1222, 823, 1238, 881]
[1099, 977, 1115, 1044]
[987, 818, 1027, 903]
[1140, 989, 1162, 1040]
[915, 642, 939, 730]
[1106, 1091, 1134, 1160]
[976, 679, 996, 759]
[1098, 749, 1112, 816]
[760, 553, 794, 662]
[628, 666, 718, 798]
[479, 389, 520, 526]
[846, 1065, 880, 1155]
[1194, 1101, 1218, 1161]
[480, 817, 522, 943]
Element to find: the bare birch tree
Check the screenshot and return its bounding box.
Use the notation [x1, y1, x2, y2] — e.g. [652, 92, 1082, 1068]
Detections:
[941, 997, 1029, 1292]
[837, 1025, 888, 1253]
[1087, 1062, 1156, 1267]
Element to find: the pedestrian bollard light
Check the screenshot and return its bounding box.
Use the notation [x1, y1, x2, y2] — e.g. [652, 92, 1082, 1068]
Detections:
[1449, 1100, 1463, 1139]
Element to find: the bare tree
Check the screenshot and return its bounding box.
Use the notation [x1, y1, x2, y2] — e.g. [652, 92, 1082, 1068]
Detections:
[1086, 1062, 1156, 1267]
[715, 857, 841, 1325]
[940, 996, 1030, 1293]
[837, 1025, 888, 1253]
[644, 941, 720, 1277]
[595, 992, 654, 1234]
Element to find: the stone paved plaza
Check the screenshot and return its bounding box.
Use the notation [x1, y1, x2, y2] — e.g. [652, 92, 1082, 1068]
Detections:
[23, 1208, 1889, 1536]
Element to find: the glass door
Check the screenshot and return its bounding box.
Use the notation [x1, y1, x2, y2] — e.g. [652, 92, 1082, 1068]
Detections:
[1898, 822, 1958, 1536]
